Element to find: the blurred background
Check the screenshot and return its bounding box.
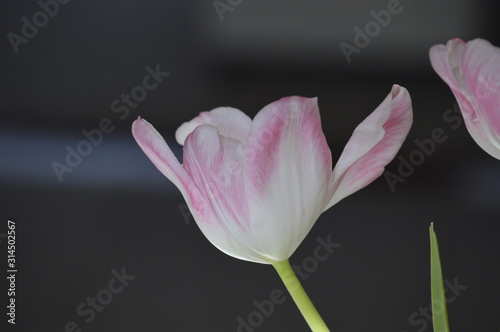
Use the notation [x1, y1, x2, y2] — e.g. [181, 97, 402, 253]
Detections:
[1, 0, 499, 331]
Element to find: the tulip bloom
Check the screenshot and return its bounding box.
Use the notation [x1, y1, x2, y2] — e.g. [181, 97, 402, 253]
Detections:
[132, 84, 412, 264]
[132, 84, 412, 331]
[430, 38, 500, 159]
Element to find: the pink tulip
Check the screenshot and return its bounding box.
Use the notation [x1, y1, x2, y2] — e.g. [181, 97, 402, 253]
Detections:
[132, 85, 412, 264]
[430, 38, 500, 159]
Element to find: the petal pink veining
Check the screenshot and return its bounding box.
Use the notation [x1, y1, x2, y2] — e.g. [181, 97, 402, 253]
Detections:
[132, 118, 268, 262]
[243, 96, 333, 260]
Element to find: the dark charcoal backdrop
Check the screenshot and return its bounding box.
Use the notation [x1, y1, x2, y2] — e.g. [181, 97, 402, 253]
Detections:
[1, 1, 499, 331]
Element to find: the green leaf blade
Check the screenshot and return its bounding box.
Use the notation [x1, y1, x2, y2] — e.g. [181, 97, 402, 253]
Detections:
[429, 223, 450, 332]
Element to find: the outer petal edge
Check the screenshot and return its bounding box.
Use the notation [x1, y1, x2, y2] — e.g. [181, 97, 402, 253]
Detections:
[325, 85, 413, 209]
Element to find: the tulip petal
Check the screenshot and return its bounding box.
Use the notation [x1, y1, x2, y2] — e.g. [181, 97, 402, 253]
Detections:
[462, 39, 500, 157]
[134, 118, 269, 263]
[325, 85, 413, 209]
[430, 38, 500, 159]
[243, 96, 333, 261]
[183, 125, 276, 263]
[175, 107, 253, 145]
[132, 118, 204, 209]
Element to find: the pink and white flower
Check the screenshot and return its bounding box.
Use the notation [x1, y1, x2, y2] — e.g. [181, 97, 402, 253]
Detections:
[132, 85, 412, 264]
[430, 38, 500, 159]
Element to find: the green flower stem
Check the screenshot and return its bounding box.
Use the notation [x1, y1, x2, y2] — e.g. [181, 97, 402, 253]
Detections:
[272, 259, 330, 332]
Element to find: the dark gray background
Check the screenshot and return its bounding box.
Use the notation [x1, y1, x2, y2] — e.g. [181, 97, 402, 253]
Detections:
[1, 0, 499, 331]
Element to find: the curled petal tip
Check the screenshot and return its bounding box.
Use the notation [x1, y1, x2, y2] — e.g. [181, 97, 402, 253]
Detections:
[175, 107, 252, 146]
